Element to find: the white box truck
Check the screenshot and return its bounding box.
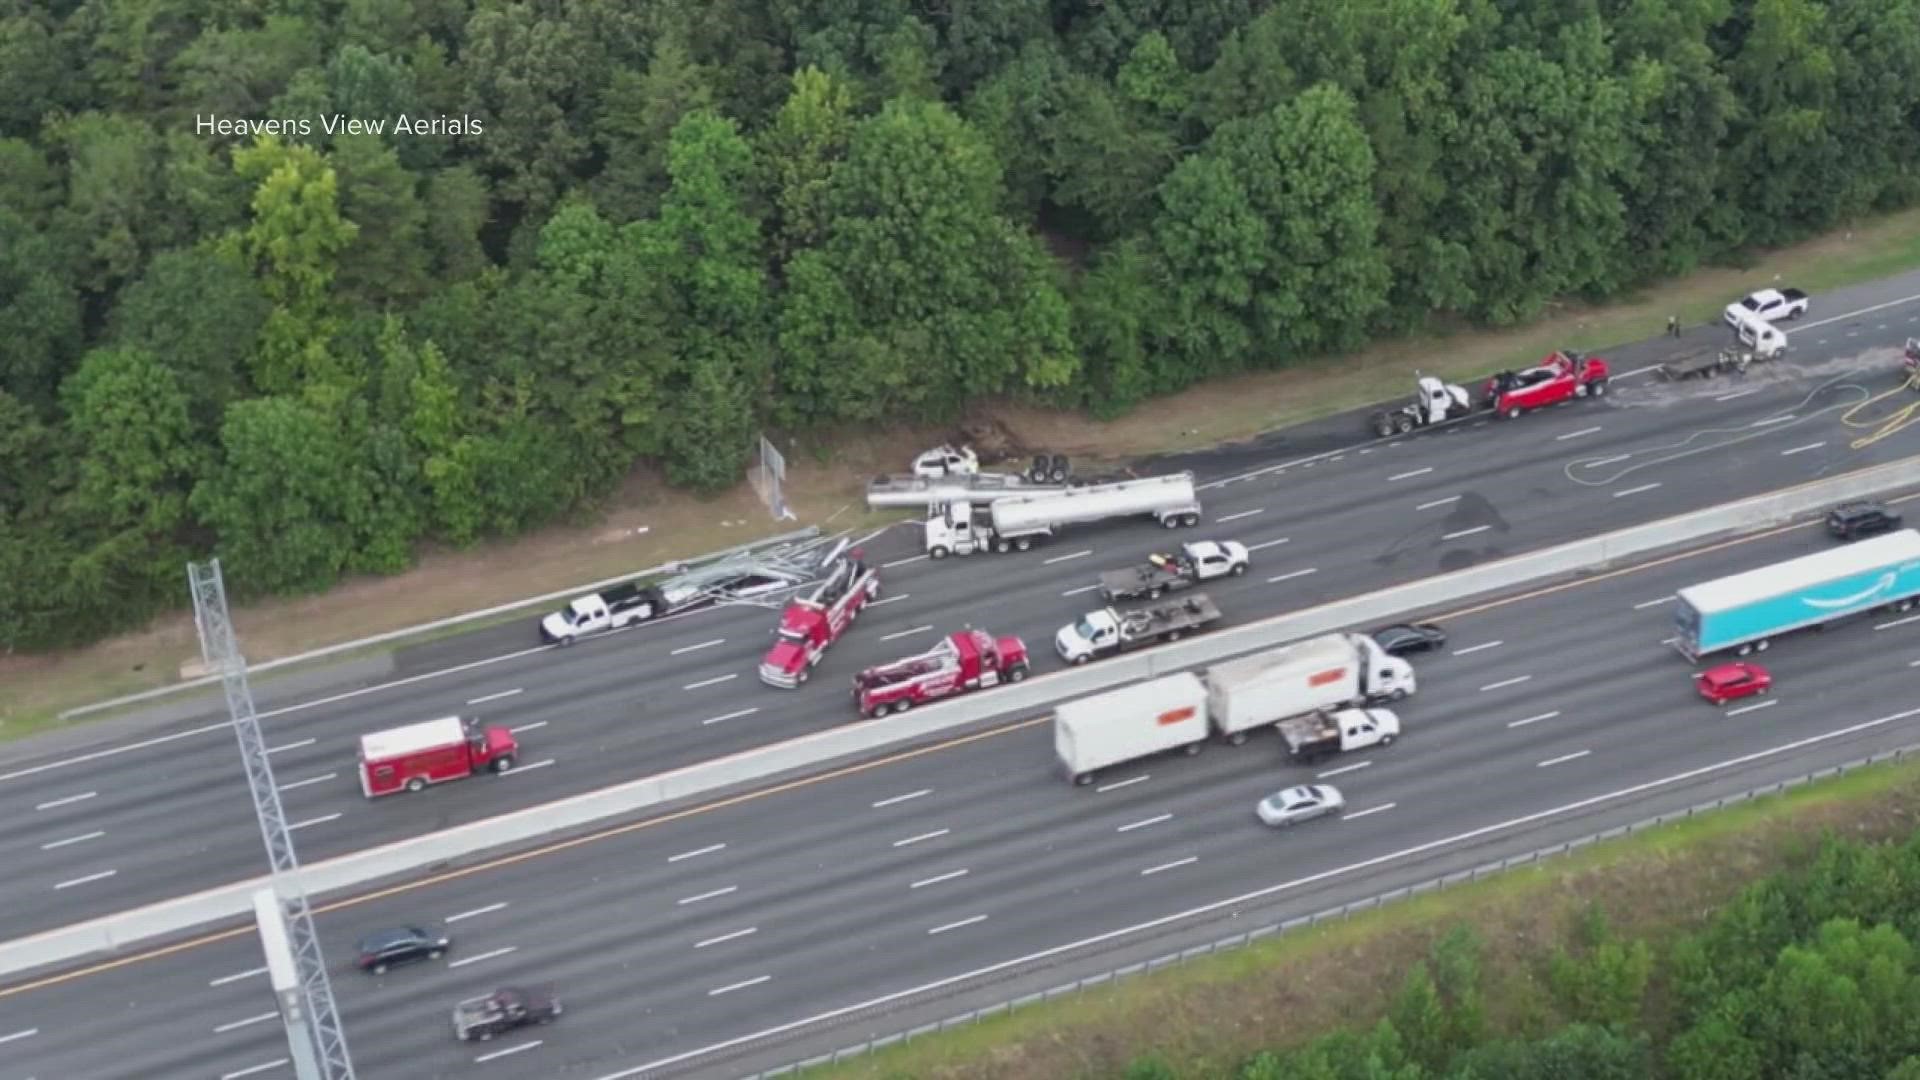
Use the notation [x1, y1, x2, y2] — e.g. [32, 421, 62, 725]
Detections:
[926, 473, 1201, 557]
[1054, 672, 1210, 785]
[1203, 633, 1415, 746]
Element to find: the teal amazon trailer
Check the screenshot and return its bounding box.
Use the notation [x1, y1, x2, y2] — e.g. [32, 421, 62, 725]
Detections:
[1673, 529, 1920, 661]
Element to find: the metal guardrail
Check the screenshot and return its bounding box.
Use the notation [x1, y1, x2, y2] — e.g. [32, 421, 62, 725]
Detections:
[57, 527, 824, 720]
[2, 459, 1916, 980]
[744, 743, 1920, 1080]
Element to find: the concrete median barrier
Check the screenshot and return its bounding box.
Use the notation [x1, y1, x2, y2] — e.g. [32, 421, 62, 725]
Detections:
[4, 457, 1916, 981]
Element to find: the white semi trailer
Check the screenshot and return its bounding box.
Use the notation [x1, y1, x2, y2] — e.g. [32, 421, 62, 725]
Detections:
[1054, 672, 1211, 785]
[925, 472, 1202, 557]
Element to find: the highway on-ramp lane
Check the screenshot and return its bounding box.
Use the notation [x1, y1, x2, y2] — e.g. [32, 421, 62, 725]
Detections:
[2, 282, 1918, 938]
[7, 520, 1920, 1079]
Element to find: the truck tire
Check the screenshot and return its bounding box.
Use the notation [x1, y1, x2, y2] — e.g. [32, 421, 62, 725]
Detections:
[558, 635, 575, 647]
[428, 949, 443, 960]
[1162, 517, 1180, 529]
[1591, 379, 1609, 397]
[373, 962, 389, 974]
[1372, 415, 1393, 437]
[797, 669, 811, 685]
[1379, 734, 1395, 747]
[994, 538, 1011, 553]
[1228, 731, 1248, 746]
[1230, 564, 1247, 576]
[1014, 536, 1033, 551]
[1008, 666, 1027, 682]
[1181, 513, 1200, 527]
[1071, 654, 1090, 666]
[405, 777, 427, 794]
[1504, 406, 1522, 420]
[1390, 688, 1408, 702]
[931, 546, 950, 559]
[1074, 772, 1092, 786]
[478, 1028, 494, 1042]
[1164, 630, 1183, 642]
[1049, 455, 1070, 482]
[1397, 414, 1415, 434]
[1148, 586, 1164, 599]
[491, 755, 514, 774]
[1183, 742, 1202, 756]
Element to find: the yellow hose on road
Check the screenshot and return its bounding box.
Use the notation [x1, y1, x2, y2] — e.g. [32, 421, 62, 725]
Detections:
[1842, 368, 1920, 449]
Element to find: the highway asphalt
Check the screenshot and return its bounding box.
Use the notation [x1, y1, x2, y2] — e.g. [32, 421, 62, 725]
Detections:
[2, 283, 1919, 939]
[6, 519, 1920, 1079]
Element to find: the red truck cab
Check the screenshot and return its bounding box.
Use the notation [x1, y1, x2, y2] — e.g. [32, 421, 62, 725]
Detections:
[358, 716, 518, 797]
[853, 629, 1029, 717]
[758, 553, 879, 687]
[1483, 350, 1610, 418]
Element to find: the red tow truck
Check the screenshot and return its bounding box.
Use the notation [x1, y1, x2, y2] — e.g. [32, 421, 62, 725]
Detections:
[1482, 350, 1610, 419]
[358, 716, 518, 797]
[758, 551, 880, 687]
[852, 628, 1030, 718]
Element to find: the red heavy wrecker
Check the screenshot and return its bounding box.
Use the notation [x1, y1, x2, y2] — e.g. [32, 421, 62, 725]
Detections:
[852, 628, 1029, 718]
[758, 551, 881, 688]
[358, 716, 518, 798]
[1482, 349, 1610, 419]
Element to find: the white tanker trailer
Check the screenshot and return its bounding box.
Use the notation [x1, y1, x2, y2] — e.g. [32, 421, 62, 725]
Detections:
[924, 472, 1202, 557]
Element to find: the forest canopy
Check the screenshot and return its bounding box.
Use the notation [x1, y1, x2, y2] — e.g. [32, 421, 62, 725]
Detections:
[3, 0, 1918, 650]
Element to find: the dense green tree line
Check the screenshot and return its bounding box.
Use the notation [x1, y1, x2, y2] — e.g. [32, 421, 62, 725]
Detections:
[3, 0, 1919, 650]
[1114, 828, 1920, 1080]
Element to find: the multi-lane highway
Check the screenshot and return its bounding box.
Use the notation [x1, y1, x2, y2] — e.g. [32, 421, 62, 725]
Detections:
[2, 283, 1919, 939]
[6, 515, 1920, 1080]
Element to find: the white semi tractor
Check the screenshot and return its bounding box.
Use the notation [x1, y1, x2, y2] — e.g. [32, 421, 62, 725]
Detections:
[1052, 632, 1417, 784]
[925, 472, 1202, 557]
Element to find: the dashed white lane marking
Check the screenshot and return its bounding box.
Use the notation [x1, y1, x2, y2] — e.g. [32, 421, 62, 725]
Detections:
[1714, 388, 1759, 402]
[709, 975, 772, 996]
[892, 829, 950, 848]
[1726, 700, 1779, 717]
[265, 738, 315, 755]
[881, 625, 933, 642]
[911, 869, 969, 889]
[446, 902, 508, 923]
[213, 1012, 279, 1034]
[467, 687, 524, 705]
[1344, 803, 1397, 821]
[1633, 597, 1672, 610]
[701, 708, 758, 726]
[694, 927, 758, 949]
[0, 1028, 38, 1045]
[1781, 441, 1826, 456]
[1612, 483, 1662, 498]
[1388, 467, 1433, 481]
[866, 593, 908, 607]
[669, 843, 727, 863]
[1140, 856, 1198, 877]
[1044, 549, 1093, 565]
[678, 886, 738, 906]
[1246, 537, 1291, 552]
[34, 791, 96, 811]
[288, 813, 341, 831]
[1481, 675, 1533, 692]
[1117, 813, 1172, 833]
[1267, 568, 1318, 584]
[1556, 426, 1602, 441]
[1216, 508, 1266, 523]
[1752, 414, 1796, 427]
[1316, 761, 1372, 779]
[475, 1042, 543, 1064]
[1096, 775, 1149, 793]
[507, 721, 546, 735]
[220, 1057, 288, 1079]
[39, 831, 104, 850]
[1875, 613, 1920, 631]
[502, 759, 554, 775]
[683, 674, 736, 690]
[1442, 525, 1491, 541]
[1417, 496, 1460, 510]
[872, 789, 931, 809]
[882, 555, 928, 569]
[927, 914, 989, 935]
[209, 967, 267, 987]
[448, 946, 517, 969]
[54, 869, 116, 890]
[278, 771, 336, 791]
[1585, 453, 1631, 467]
[1508, 711, 1562, 729]
[1451, 641, 1503, 656]
[1538, 750, 1592, 768]
[670, 639, 725, 656]
[1061, 584, 1100, 597]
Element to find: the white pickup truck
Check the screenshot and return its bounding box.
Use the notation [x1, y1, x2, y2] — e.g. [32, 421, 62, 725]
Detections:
[1724, 287, 1809, 327]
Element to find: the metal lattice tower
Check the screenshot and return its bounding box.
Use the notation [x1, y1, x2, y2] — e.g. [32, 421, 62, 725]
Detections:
[189, 560, 355, 1080]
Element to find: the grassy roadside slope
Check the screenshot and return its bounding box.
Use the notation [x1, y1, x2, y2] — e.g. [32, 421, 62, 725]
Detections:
[798, 753, 1920, 1080]
[5, 208, 1919, 733]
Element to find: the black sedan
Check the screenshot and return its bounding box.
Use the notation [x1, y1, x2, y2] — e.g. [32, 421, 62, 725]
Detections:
[1371, 623, 1447, 656]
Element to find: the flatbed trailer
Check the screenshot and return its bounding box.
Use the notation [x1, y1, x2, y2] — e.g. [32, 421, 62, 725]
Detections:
[1658, 346, 1771, 381]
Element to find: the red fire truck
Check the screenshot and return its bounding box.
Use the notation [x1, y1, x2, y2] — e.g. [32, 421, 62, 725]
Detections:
[758, 552, 880, 687]
[358, 716, 518, 798]
[1482, 350, 1610, 419]
[852, 628, 1029, 717]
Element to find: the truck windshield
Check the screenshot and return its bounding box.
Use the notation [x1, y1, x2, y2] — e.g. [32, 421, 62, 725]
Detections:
[1074, 618, 1099, 640]
[778, 628, 806, 642]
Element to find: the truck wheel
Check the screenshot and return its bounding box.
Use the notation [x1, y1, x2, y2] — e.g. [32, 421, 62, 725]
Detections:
[1738, 643, 1753, 656]
[1591, 380, 1608, 397]
[1164, 630, 1183, 642]
[1575, 382, 1588, 398]
[1228, 731, 1248, 747]
[1008, 666, 1027, 682]
[1230, 564, 1247, 577]
[1049, 455, 1070, 482]
[1162, 517, 1180, 530]
[1379, 735, 1395, 747]
[428, 949, 443, 960]
[478, 1028, 494, 1042]
[491, 755, 514, 774]
[1074, 772, 1092, 786]
[931, 546, 950, 559]
[373, 962, 389, 974]
[1390, 688, 1408, 702]
[1755, 639, 1770, 652]
[405, 777, 427, 793]
[1015, 537, 1033, 551]
[1148, 587, 1163, 599]
[1373, 417, 1393, 437]
[1182, 513, 1200, 527]
[558, 635, 574, 647]
[1395, 414, 1414, 435]
[797, 669, 811, 684]
[1183, 742, 1202, 756]
[1505, 406, 1521, 420]
[1072, 654, 1090, 666]
[994, 538, 1012, 553]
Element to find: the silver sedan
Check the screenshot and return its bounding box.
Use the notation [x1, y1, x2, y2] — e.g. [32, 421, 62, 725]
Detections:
[1256, 784, 1346, 828]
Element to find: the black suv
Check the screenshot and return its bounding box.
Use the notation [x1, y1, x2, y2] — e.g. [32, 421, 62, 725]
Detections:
[355, 925, 451, 974]
[1826, 501, 1903, 541]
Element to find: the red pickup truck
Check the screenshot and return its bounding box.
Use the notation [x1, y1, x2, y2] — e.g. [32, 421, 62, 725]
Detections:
[1483, 350, 1610, 419]
[852, 629, 1028, 718]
